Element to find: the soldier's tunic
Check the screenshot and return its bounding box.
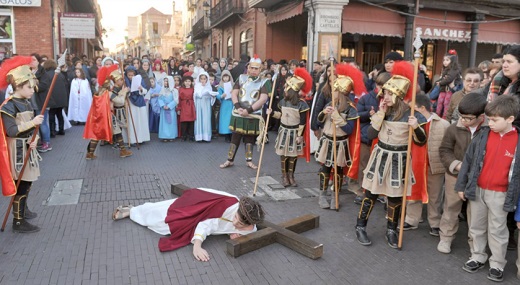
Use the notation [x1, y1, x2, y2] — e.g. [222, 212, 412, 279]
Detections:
[229, 75, 269, 135]
[315, 102, 359, 167]
[0, 97, 41, 181]
[110, 86, 127, 135]
[274, 99, 309, 157]
[362, 109, 426, 197]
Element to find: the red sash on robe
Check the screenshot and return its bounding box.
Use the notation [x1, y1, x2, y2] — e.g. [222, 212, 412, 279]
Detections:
[158, 189, 239, 252]
[83, 90, 113, 143]
[408, 122, 429, 203]
[0, 98, 15, 196]
[299, 112, 311, 163]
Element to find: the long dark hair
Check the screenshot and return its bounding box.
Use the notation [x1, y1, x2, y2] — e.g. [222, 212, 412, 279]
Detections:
[386, 96, 409, 121]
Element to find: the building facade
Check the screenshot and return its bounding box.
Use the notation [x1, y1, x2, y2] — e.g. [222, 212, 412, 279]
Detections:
[123, 3, 184, 59]
[2, 0, 103, 60]
[186, 0, 520, 79]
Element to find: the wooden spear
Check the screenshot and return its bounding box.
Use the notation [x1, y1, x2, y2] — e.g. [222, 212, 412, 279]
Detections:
[397, 34, 423, 249]
[253, 72, 278, 196]
[120, 63, 140, 150]
[1, 50, 68, 231]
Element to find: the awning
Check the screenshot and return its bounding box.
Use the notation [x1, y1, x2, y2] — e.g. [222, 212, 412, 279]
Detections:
[267, 1, 304, 25]
[342, 2, 404, 37]
[478, 16, 520, 45]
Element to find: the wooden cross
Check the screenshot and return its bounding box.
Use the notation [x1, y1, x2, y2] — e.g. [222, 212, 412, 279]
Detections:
[171, 183, 323, 260]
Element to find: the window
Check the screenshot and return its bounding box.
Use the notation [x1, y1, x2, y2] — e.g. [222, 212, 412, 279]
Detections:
[239, 29, 253, 56]
[153, 22, 159, 34]
[0, 10, 14, 60]
[227, 36, 233, 58]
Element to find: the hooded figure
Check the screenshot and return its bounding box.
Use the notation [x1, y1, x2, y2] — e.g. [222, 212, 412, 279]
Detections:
[158, 76, 179, 140]
[194, 71, 217, 141]
[217, 70, 234, 140]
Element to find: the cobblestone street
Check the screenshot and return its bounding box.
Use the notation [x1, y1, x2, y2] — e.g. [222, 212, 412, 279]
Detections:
[0, 125, 518, 284]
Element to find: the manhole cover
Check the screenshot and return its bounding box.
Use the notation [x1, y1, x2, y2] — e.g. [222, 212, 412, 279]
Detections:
[45, 179, 83, 206]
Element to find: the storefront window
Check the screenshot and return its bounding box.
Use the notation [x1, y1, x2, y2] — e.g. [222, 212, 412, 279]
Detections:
[0, 9, 14, 60]
[240, 28, 253, 56]
[362, 43, 382, 73]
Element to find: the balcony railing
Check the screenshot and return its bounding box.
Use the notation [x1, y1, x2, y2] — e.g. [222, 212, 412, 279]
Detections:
[210, 0, 247, 28]
[192, 17, 210, 40]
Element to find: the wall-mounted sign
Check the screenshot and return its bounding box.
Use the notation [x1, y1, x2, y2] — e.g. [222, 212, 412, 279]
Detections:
[60, 13, 95, 39]
[317, 13, 341, 33]
[416, 27, 471, 41]
[0, 0, 41, 7]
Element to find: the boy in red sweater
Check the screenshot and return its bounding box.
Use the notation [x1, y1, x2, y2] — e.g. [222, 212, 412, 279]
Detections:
[456, 95, 520, 282]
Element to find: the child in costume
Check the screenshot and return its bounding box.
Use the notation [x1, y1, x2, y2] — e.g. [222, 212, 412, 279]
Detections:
[178, 76, 196, 141]
[158, 76, 179, 141]
[0, 56, 44, 233]
[268, 68, 311, 187]
[67, 67, 92, 124]
[217, 70, 234, 143]
[355, 61, 427, 249]
[315, 64, 364, 209]
[194, 71, 217, 142]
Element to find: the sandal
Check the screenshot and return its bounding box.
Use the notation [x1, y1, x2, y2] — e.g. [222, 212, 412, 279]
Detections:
[246, 161, 258, 170]
[220, 161, 234, 168]
[112, 205, 133, 221]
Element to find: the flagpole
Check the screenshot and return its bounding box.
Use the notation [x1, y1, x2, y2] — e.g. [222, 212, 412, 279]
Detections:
[397, 35, 423, 249]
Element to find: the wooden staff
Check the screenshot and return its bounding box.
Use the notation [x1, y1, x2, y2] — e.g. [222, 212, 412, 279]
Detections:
[398, 35, 423, 249]
[330, 62, 340, 211]
[120, 63, 140, 150]
[1, 51, 67, 231]
[253, 72, 279, 196]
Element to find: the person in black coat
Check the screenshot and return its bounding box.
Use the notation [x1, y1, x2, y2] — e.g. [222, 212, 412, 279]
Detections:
[38, 60, 69, 137]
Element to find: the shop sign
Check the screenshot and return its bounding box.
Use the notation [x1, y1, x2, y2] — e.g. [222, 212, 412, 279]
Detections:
[60, 13, 95, 39]
[317, 13, 341, 33]
[0, 0, 41, 7]
[416, 26, 471, 41]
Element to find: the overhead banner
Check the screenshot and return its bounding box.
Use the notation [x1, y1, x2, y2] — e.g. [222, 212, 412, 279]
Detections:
[0, 0, 41, 7]
[60, 13, 95, 39]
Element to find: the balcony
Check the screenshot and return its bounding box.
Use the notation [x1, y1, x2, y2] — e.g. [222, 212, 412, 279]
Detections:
[210, 0, 247, 28]
[248, 0, 284, 9]
[192, 17, 210, 40]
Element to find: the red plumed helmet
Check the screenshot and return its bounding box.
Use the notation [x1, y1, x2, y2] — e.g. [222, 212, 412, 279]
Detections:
[293, 67, 313, 95]
[390, 60, 415, 101]
[334, 63, 367, 97]
[97, 64, 119, 87]
[0, 56, 33, 89]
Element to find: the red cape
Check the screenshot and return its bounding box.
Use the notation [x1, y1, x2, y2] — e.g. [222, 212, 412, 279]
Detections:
[345, 118, 361, 180]
[408, 122, 429, 203]
[83, 90, 113, 143]
[300, 112, 311, 163]
[158, 189, 239, 252]
[0, 98, 15, 196]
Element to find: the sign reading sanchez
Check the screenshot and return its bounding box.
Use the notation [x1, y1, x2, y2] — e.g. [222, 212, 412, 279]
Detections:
[0, 0, 41, 7]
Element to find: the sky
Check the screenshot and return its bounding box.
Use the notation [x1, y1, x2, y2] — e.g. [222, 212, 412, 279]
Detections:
[97, 0, 184, 52]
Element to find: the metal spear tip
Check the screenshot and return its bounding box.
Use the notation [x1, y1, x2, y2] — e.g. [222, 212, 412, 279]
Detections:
[56, 49, 68, 73]
[413, 35, 423, 52]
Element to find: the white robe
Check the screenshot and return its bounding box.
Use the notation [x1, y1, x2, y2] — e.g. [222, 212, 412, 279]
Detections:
[123, 88, 151, 144]
[67, 78, 92, 122]
[129, 188, 257, 242]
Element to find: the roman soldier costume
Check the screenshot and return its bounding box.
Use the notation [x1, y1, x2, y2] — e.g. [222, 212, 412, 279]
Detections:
[83, 65, 132, 159]
[315, 64, 364, 210]
[0, 56, 42, 233]
[355, 61, 427, 248]
[271, 68, 311, 187]
[220, 55, 270, 169]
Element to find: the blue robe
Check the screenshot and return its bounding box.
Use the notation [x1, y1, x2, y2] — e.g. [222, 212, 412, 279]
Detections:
[217, 86, 233, 135]
[158, 90, 178, 139]
[194, 83, 215, 141]
[147, 84, 162, 133]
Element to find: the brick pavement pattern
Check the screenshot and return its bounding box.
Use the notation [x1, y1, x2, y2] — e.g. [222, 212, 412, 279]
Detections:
[0, 126, 518, 284]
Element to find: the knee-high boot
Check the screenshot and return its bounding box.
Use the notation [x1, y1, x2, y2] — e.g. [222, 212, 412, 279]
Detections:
[330, 167, 343, 210]
[24, 187, 37, 219]
[356, 191, 377, 246]
[287, 157, 298, 187]
[386, 198, 402, 249]
[116, 134, 133, 158]
[86, 140, 99, 160]
[280, 156, 290, 187]
[318, 171, 331, 209]
[12, 195, 40, 233]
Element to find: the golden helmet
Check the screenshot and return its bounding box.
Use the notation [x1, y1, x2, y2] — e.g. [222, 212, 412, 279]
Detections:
[378, 75, 411, 103]
[8, 65, 37, 89]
